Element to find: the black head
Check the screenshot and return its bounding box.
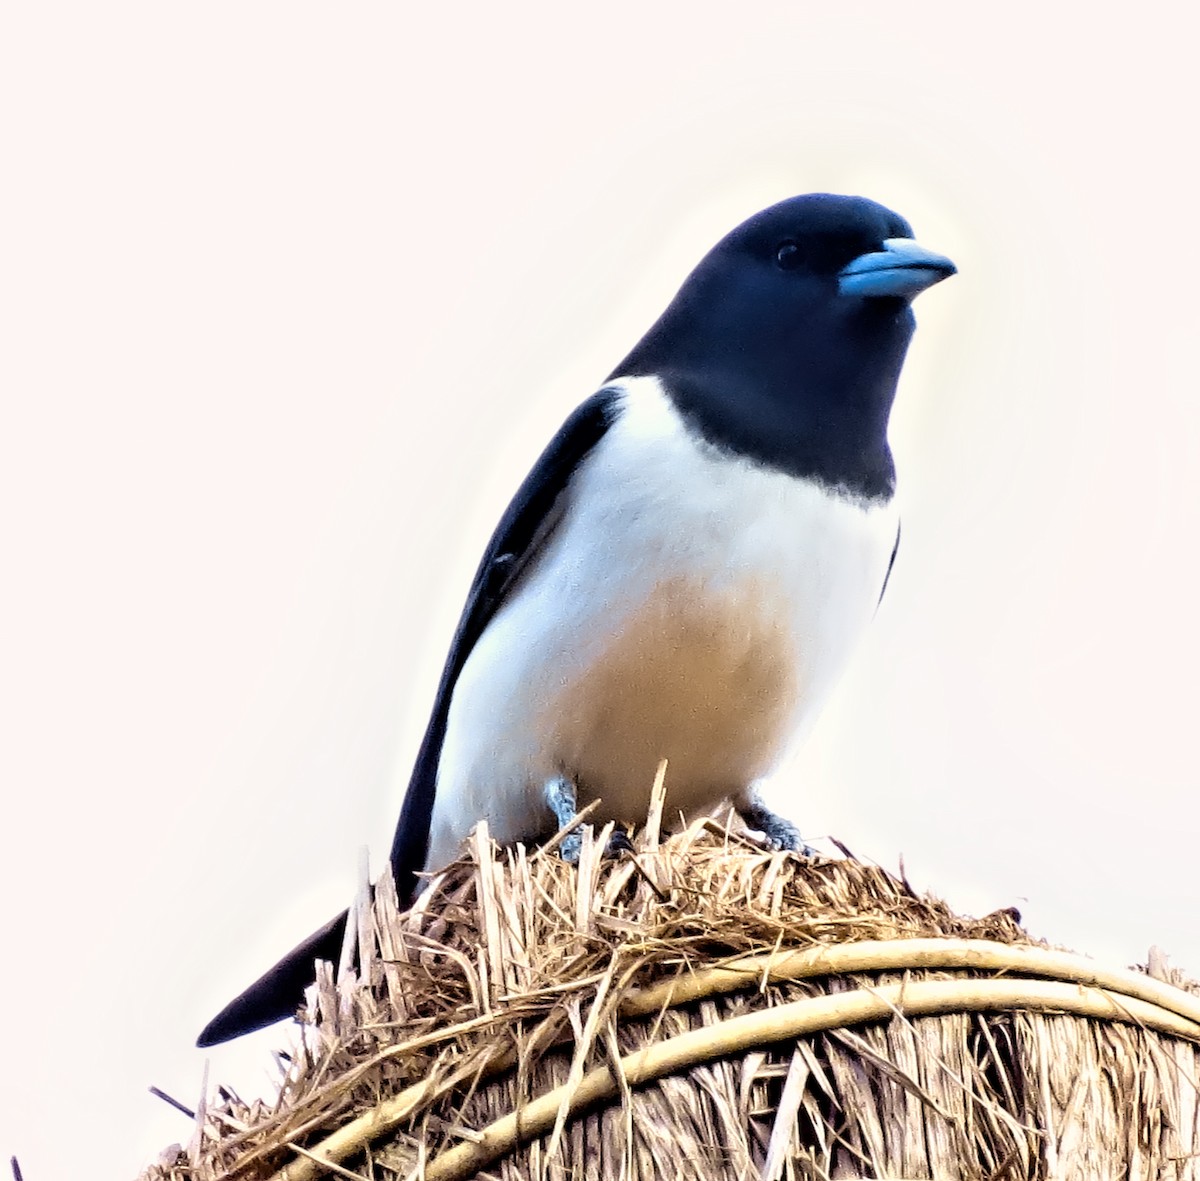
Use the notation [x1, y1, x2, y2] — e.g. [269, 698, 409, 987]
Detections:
[610, 193, 955, 500]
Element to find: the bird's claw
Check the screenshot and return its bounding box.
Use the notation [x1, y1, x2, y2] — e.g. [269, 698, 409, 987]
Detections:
[557, 822, 632, 866]
[544, 777, 633, 865]
[559, 828, 584, 865]
[604, 825, 634, 858]
[737, 793, 816, 858]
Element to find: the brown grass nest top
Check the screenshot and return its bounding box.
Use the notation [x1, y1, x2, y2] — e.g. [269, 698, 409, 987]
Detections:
[144, 790, 1200, 1181]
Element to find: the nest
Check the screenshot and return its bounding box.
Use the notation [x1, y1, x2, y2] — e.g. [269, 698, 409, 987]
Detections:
[144, 786, 1200, 1180]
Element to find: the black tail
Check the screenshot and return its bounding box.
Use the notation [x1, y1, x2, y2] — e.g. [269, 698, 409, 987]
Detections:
[196, 909, 349, 1047]
[195, 527, 455, 1046]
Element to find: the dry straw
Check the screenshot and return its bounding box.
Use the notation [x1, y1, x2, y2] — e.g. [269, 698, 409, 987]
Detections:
[142, 777, 1200, 1180]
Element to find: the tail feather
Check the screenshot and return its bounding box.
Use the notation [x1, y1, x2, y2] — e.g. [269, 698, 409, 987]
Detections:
[197, 617, 439, 1046]
[196, 909, 349, 1047]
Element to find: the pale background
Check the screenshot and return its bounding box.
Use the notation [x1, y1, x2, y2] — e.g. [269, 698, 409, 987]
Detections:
[2, 3, 1197, 1176]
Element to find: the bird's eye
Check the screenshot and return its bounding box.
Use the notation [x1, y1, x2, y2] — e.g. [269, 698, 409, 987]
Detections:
[774, 241, 804, 270]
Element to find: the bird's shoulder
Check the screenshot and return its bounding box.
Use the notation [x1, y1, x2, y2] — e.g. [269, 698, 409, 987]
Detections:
[466, 385, 622, 622]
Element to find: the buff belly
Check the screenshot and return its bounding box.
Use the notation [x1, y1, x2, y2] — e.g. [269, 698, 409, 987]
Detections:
[423, 377, 899, 873]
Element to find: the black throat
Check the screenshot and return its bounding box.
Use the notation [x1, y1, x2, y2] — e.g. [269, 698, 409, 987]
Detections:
[612, 295, 914, 503]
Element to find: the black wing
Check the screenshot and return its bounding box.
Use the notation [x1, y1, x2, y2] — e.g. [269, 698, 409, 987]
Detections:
[387, 387, 619, 899]
[197, 388, 619, 1046]
[878, 520, 901, 606]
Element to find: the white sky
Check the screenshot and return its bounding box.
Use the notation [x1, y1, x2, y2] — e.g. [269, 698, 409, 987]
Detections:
[2, 3, 1197, 1176]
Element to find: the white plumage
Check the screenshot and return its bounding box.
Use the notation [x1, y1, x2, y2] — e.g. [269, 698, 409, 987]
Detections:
[426, 376, 899, 871]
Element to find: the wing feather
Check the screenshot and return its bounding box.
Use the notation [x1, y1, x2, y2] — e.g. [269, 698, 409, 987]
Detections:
[388, 388, 619, 899]
[197, 388, 619, 1045]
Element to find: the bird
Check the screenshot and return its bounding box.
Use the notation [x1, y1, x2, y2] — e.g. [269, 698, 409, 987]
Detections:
[197, 192, 955, 1046]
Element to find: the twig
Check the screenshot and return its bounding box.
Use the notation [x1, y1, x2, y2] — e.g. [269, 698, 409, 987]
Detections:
[423, 979, 1200, 1181]
[618, 938, 1200, 1024]
[148, 1086, 196, 1120]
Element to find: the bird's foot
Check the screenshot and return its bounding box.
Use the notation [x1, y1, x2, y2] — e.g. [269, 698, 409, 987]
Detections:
[605, 824, 634, 858]
[544, 776, 583, 862]
[736, 790, 817, 858]
[543, 776, 632, 865]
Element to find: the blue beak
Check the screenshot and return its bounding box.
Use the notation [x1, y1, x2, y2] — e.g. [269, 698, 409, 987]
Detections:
[838, 238, 957, 300]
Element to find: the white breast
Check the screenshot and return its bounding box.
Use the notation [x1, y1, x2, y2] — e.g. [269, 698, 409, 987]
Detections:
[424, 376, 899, 871]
